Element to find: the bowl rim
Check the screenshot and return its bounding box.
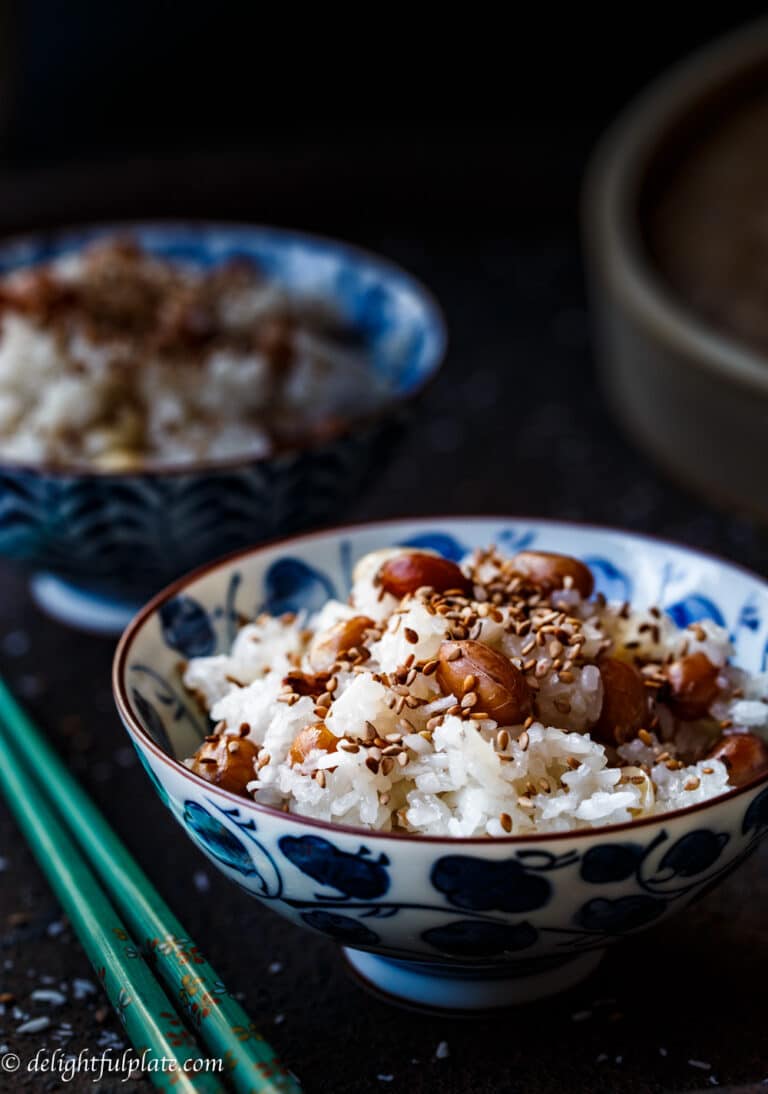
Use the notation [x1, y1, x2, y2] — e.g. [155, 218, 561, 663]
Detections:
[0, 218, 447, 479]
[112, 513, 768, 846]
[583, 18, 768, 399]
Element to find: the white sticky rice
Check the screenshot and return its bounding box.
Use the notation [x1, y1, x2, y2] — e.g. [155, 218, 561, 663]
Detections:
[182, 546, 768, 836]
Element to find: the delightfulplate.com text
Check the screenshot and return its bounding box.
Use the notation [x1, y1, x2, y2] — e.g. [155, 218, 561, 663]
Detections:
[0, 1046, 224, 1083]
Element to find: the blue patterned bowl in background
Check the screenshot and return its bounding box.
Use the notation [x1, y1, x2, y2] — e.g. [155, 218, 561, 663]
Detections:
[0, 223, 445, 632]
[113, 517, 768, 1012]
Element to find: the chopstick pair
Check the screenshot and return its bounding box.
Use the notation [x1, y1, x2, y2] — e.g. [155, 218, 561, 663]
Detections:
[0, 677, 301, 1094]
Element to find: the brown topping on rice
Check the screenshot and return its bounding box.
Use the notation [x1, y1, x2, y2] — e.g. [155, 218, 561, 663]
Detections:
[665, 652, 721, 720]
[592, 657, 647, 746]
[436, 639, 532, 727]
[189, 733, 260, 795]
[706, 730, 768, 787]
[378, 552, 473, 599]
[289, 723, 338, 767]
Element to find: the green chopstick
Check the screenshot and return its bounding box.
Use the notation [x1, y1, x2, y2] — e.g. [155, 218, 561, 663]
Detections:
[0, 677, 300, 1094]
[0, 728, 225, 1093]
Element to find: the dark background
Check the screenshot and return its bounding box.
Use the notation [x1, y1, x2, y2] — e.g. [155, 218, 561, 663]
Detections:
[2, 6, 768, 1094]
[0, 5, 763, 238]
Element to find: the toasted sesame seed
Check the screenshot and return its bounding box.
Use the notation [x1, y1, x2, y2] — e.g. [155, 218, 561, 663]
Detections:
[499, 812, 513, 833]
[365, 757, 380, 775]
[404, 627, 419, 644]
[445, 646, 462, 661]
[518, 730, 529, 751]
[638, 728, 653, 746]
[684, 776, 700, 791]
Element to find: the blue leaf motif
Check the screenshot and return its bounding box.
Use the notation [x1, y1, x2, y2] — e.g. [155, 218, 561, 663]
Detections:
[738, 599, 761, 633]
[743, 786, 768, 834]
[575, 895, 666, 933]
[431, 856, 551, 913]
[666, 596, 725, 629]
[159, 596, 216, 658]
[130, 689, 174, 755]
[278, 835, 389, 899]
[583, 557, 632, 602]
[261, 558, 335, 615]
[183, 802, 256, 877]
[496, 529, 536, 552]
[399, 533, 466, 562]
[657, 830, 729, 878]
[580, 843, 644, 884]
[300, 910, 379, 946]
[422, 919, 537, 958]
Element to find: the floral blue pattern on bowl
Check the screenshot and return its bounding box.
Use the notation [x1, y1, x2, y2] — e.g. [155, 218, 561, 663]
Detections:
[0, 224, 445, 630]
[113, 517, 768, 1011]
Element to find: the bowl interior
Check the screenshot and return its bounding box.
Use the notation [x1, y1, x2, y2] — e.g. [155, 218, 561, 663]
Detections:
[0, 222, 445, 398]
[117, 517, 768, 765]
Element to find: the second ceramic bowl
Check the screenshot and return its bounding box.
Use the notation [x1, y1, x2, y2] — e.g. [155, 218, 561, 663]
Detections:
[0, 223, 445, 632]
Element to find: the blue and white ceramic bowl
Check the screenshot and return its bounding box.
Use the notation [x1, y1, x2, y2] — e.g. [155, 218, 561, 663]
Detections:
[113, 517, 768, 1012]
[0, 223, 445, 633]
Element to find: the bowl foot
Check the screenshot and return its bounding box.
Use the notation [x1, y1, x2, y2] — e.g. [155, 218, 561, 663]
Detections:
[30, 573, 142, 635]
[342, 948, 604, 1013]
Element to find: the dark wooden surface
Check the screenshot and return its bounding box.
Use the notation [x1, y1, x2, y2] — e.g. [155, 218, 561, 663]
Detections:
[1, 233, 768, 1093]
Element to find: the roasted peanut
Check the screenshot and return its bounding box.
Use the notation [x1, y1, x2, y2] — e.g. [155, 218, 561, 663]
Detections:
[282, 670, 331, 697]
[592, 657, 647, 745]
[665, 652, 720, 720]
[436, 640, 532, 726]
[511, 550, 594, 598]
[190, 734, 260, 796]
[378, 552, 472, 599]
[309, 615, 375, 670]
[289, 723, 338, 766]
[706, 730, 768, 788]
